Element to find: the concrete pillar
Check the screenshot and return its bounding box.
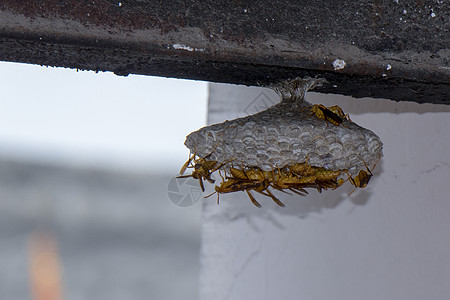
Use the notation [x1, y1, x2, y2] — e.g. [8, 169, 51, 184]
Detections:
[199, 83, 450, 300]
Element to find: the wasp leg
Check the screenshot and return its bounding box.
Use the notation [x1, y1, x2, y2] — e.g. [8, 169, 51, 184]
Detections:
[288, 187, 308, 196]
[345, 171, 358, 196]
[204, 190, 221, 205]
[316, 179, 339, 190]
[204, 191, 216, 199]
[277, 188, 292, 195]
[261, 189, 285, 207]
[204, 177, 216, 184]
[332, 178, 347, 190]
[270, 183, 292, 195]
[213, 159, 234, 172]
[218, 170, 225, 181]
[179, 152, 195, 175]
[341, 113, 352, 122]
[246, 190, 262, 208]
[198, 178, 205, 192]
[363, 160, 374, 177]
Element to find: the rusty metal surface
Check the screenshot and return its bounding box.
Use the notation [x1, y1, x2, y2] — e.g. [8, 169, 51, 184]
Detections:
[0, 0, 449, 104]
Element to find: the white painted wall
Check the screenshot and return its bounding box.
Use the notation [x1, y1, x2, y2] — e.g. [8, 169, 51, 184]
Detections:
[200, 83, 450, 300]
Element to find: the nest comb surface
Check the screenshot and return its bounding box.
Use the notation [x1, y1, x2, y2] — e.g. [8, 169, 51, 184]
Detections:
[184, 78, 383, 175]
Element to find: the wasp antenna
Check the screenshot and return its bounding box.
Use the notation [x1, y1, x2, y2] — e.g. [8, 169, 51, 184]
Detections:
[203, 141, 221, 159]
[177, 174, 192, 179]
[344, 170, 355, 186]
[371, 156, 382, 171]
[362, 159, 374, 176]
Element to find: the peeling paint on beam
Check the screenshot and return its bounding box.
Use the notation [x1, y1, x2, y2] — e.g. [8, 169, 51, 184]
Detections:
[0, 0, 449, 104]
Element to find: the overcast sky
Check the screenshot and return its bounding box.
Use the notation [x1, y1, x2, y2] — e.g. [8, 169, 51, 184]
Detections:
[0, 62, 208, 174]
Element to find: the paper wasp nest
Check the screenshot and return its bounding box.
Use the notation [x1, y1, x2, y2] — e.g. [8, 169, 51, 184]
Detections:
[185, 78, 382, 175]
[181, 77, 383, 207]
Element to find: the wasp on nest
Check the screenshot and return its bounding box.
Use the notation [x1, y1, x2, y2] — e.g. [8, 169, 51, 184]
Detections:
[179, 77, 383, 207]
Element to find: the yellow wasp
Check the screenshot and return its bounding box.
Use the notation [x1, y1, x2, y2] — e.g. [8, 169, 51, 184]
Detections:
[345, 158, 380, 195]
[301, 104, 350, 127]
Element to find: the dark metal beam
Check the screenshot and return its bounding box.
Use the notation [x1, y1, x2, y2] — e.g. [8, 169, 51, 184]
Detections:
[1, 0, 449, 104]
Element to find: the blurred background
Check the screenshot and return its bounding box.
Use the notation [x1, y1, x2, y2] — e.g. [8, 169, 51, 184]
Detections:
[0, 61, 207, 300]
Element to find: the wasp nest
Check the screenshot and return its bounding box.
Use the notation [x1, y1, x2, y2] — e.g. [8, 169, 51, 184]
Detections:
[179, 77, 383, 207]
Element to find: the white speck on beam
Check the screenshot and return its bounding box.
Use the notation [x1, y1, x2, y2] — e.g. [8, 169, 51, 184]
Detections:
[173, 44, 205, 52]
[386, 64, 392, 70]
[332, 59, 346, 70]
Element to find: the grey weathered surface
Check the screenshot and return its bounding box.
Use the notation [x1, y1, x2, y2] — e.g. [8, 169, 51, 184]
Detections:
[1, 0, 449, 104]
